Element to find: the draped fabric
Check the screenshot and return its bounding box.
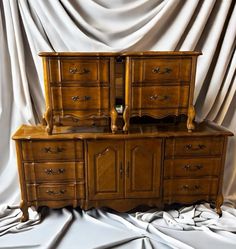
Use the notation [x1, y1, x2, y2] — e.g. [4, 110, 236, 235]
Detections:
[0, 0, 236, 248]
[1, 204, 236, 248]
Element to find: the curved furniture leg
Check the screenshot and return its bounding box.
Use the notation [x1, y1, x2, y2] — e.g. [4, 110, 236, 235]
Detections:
[44, 107, 53, 135]
[187, 105, 195, 132]
[111, 107, 118, 133]
[20, 200, 29, 222]
[216, 194, 223, 217]
[122, 106, 130, 133]
[41, 116, 47, 126]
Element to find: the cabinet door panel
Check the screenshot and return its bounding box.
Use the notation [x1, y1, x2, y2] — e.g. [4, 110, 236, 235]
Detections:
[87, 140, 124, 200]
[125, 139, 162, 198]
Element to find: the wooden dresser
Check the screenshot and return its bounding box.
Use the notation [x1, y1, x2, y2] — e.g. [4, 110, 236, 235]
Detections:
[13, 121, 233, 221]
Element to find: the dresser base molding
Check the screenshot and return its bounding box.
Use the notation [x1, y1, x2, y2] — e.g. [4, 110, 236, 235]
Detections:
[12, 121, 233, 221]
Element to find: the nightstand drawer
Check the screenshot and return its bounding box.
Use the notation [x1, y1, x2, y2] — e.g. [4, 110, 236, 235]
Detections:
[51, 86, 109, 111]
[22, 140, 83, 161]
[131, 58, 191, 84]
[164, 158, 221, 178]
[49, 58, 110, 83]
[131, 85, 189, 109]
[24, 162, 84, 182]
[164, 179, 218, 196]
[165, 137, 224, 157]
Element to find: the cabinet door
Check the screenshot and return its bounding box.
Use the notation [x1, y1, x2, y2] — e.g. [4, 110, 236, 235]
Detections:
[125, 139, 162, 198]
[87, 140, 124, 200]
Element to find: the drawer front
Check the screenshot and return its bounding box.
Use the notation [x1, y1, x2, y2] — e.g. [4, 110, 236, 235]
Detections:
[164, 158, 221, 178]
[27, 184, 76, 201]
[24, 162, 84, 182]
[131, 85, 189, 109]
[165, 137, 224, 157]
[164, 179, 218, 196]
[55, 116, 109, 127]
[22, 140, 83, 161]
[51, 86, 109, 111]
[131, 58, 191, 83]
[27, 183, 85, 201]
[49, 58, 110, 83]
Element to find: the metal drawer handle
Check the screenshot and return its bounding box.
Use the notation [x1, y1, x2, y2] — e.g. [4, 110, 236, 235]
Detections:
[184, 164, 203, 171]
[69, 67, 90, 74]
[185, 144, 206, 151]
[152, 67, 172, 74]
[181, 185, 201, 191]
[71, 96, 91, 101]
[46, 189, 66, 195]
[44, 168, 65, 175]
[43, 147, 65, 154]
[149, 94, 169, 101]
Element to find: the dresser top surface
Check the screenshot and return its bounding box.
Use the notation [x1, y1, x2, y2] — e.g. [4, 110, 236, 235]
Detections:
[12, 121, 233, 140]
[38, 51, 202, 57]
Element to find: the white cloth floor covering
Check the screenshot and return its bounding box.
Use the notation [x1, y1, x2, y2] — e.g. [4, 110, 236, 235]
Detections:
[1, 204, 236, 248]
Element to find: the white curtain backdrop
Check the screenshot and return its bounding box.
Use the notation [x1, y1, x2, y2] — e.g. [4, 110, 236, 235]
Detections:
[0, 0, 235, 248]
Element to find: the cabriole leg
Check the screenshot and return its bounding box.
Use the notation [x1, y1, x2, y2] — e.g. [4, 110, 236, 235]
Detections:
[123, 106, 130, 133]
[111, 108, 118, 133]
[216, 194, 223, 217]
[44, 107, 53, 135]
[187, 105, 195, 132]
[20, 200, 29, 222]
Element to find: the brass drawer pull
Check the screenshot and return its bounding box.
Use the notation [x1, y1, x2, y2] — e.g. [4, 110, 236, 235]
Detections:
[46, 189, 66, 195]
[181, 185, 200, 191]
[71, 95, 91, 101]
[184, 164, 203, 171]
[149, 94, 168, 101]
[69, 67, 90, 74]
[152, 67, 172, 74]
[44, 168, 65, 175]
[185, 144, 206, 151]
[43, 147, 65, 154]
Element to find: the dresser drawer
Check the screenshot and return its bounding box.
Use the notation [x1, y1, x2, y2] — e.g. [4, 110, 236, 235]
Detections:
[49, 58, 109, 83]
[165, 137, 224, 157]
[27, 183, 85, 201]
[27, 184, 75, 201]
[164, 179, 218, 196]
[164, 158, 221, 178]
[131, 58, 191, 84]
[22, 140, 83, 161]
[24, 162, 84, 183]
[51, 86, 109, 111]
[131, 85, 189, 109]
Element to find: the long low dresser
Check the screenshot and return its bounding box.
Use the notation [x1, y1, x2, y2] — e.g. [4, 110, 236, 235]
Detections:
[12, 121, 233, 221]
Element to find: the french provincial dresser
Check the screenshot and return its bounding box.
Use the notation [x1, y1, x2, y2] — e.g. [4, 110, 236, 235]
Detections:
[12, 51, 233, 222]
[13, 121, 232, 221]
